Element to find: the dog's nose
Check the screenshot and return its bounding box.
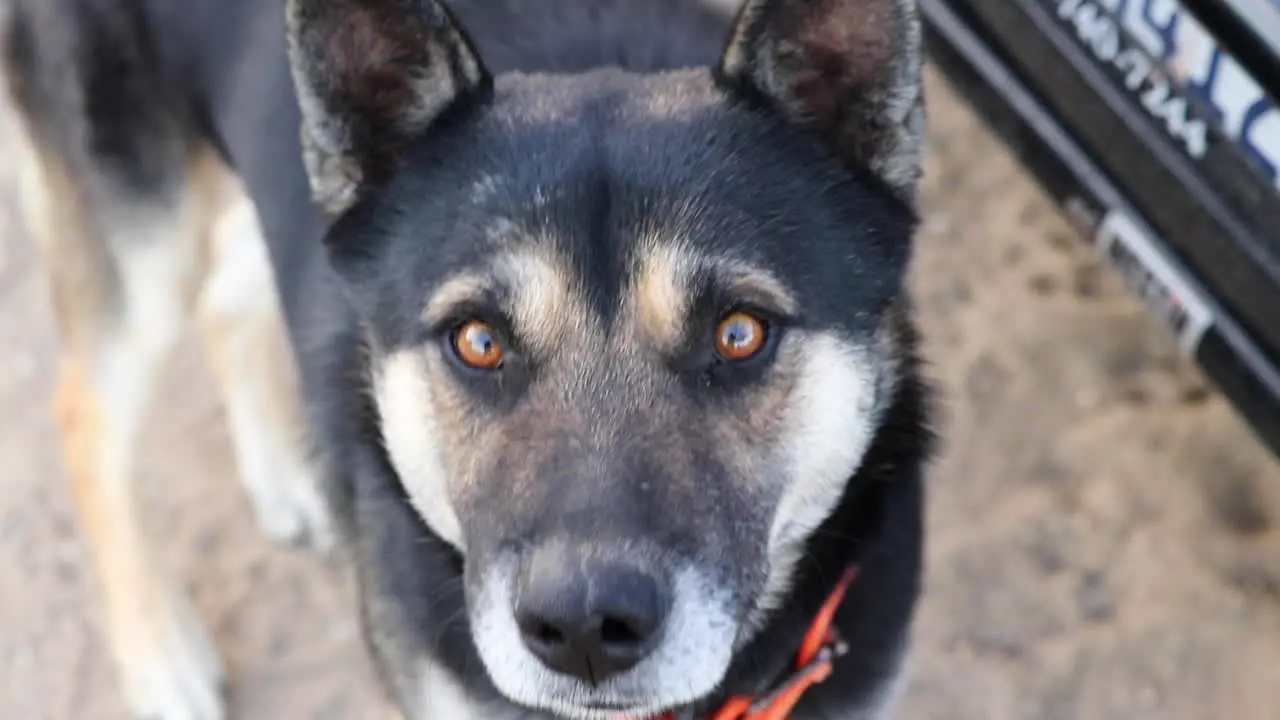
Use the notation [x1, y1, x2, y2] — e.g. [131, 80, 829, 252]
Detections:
[515, 553, 669, 685]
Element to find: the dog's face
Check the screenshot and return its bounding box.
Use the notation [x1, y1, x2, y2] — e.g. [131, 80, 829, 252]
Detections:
[287, 1, 924, 718]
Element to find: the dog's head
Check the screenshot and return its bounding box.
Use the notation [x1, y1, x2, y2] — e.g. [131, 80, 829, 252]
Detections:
[287, 0, 924, 717]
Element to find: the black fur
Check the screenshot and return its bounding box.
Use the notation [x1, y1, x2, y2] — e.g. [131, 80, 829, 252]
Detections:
[4, 1, 931, 718]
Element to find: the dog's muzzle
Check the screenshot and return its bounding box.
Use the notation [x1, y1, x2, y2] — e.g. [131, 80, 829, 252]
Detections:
[515, 542, 673, 685]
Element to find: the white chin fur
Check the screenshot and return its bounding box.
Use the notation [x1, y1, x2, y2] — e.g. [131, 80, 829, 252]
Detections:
[373, 350, 467, 550]
[469, 558, 737, 719]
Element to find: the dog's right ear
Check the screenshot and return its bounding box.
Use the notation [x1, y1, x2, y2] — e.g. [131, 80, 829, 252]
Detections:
[715, 0, 925, 201]
[286, 0, 490, 215]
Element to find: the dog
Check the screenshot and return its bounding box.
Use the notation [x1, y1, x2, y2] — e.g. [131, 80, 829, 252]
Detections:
[3, 0, 932, 718]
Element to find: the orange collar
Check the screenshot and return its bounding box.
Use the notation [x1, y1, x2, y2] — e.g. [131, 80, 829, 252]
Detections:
[649, 564, 859, 720]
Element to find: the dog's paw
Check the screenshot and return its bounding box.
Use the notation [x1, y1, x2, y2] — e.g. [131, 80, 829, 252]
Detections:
[242, 460, 336, 556]
[114, 590, 226, 720]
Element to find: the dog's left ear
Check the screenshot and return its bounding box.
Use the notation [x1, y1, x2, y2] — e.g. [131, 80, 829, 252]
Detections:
[716, 0, 925, 200]
[286, 0, 491, 215]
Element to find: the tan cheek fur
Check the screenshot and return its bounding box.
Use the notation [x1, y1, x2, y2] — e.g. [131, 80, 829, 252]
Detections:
[373, 350, 468, 549]
[376, 247, 590, 549]
[754, 328, 890, 620]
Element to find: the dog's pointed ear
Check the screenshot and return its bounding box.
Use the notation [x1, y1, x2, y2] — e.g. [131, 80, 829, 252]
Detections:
[286, 0, 490, 215]
[716, 0, 925, 200]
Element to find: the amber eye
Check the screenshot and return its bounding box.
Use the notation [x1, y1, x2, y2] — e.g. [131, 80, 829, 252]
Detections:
[714, 312, 767, 361]
[452, 320, 505, 370]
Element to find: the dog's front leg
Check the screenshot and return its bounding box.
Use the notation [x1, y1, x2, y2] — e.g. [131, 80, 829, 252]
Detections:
[18, 134, 227, 720]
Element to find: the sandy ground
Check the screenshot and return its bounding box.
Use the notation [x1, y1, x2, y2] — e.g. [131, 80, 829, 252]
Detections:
[2, 63, 1280, 720]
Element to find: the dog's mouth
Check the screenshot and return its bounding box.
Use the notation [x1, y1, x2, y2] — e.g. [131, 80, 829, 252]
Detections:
[547, 699, 676, 720]
[581, 700, 635, 711]
[467, 556, 740, 720]
[576, 700, 665, 718]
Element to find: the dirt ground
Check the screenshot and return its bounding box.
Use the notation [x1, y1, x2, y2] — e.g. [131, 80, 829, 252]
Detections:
[2, 63, 1280, 720]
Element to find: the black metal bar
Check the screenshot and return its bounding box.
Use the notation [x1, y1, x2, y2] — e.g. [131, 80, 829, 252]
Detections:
[921, 0, 1280, 460]
[956, 0, 1280, 363]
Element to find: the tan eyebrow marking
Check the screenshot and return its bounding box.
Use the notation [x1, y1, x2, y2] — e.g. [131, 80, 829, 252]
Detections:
[423, 247, 583, 355]
[423, 272, 490, 327]
[718, 262, 799, 316]
[634, 244, 694, 348]
[632, 243, 800, 349]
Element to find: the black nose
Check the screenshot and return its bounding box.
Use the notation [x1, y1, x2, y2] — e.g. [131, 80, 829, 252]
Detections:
[515, 551, 670, 686]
